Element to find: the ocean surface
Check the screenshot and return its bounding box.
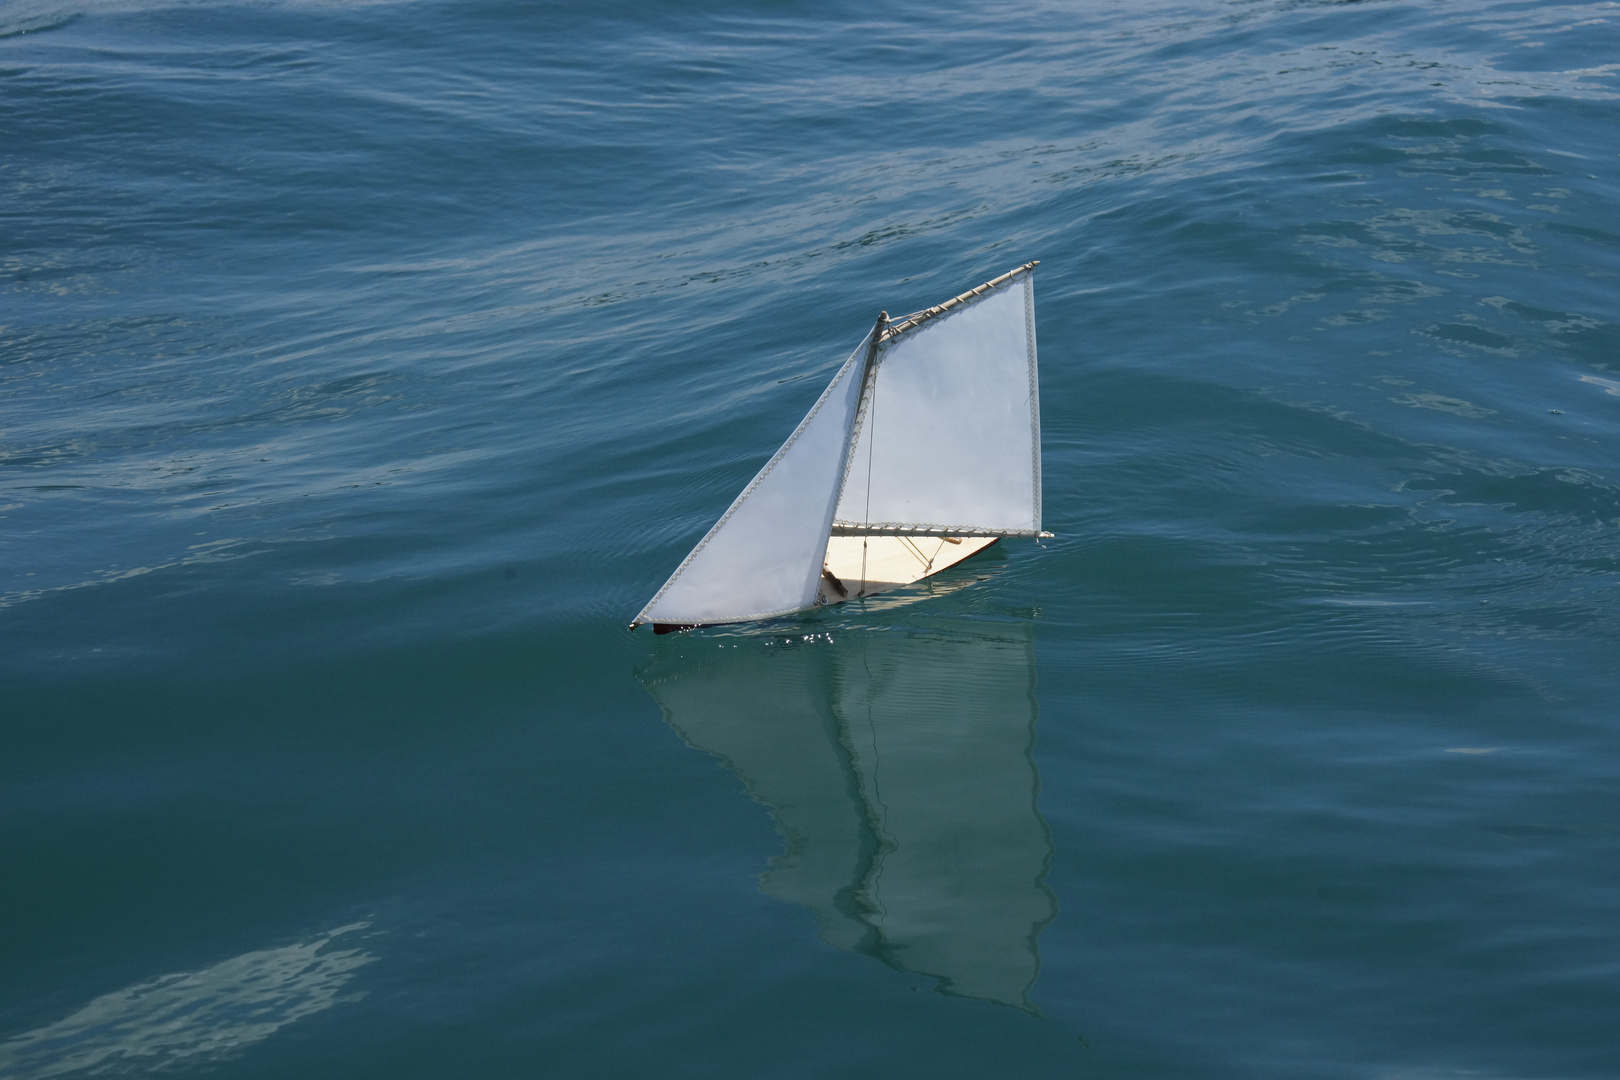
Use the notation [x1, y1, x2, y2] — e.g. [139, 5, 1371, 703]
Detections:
[4, 0, 1620, 1076]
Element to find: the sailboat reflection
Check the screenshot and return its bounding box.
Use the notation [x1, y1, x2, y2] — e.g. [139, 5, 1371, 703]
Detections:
[639, 621, 1056, 1012]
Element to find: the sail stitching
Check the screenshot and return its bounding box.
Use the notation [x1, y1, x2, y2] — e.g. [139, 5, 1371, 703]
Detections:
[831, 521, 1043, 537]
[836, 337, 883, 507]
[631, 330, 873, 627]
[655, 599, 839, 627]
[880, 260, 1037, 344]
[1024, 273, 1042, 532]
[837, 317, 888, 597]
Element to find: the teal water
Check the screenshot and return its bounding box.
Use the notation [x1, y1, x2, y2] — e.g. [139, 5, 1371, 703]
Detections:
[4, 0, 1620, 1076]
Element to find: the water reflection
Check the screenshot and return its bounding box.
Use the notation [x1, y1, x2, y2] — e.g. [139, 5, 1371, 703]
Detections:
[639, 622, 1055, 1012]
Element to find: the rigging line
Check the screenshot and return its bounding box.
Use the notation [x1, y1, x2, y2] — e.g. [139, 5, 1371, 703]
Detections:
[899, 534, 933, 572]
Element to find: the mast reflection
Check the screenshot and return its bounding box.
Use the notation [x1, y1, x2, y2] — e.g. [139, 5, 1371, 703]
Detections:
[639, 621, 1055, 1012]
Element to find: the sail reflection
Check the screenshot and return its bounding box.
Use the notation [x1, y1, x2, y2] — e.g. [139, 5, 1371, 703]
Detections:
[639, 622, 1055, 1012]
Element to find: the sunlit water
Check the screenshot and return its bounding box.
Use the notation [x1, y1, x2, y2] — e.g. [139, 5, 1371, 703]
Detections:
[3, 1, 1619, 1077]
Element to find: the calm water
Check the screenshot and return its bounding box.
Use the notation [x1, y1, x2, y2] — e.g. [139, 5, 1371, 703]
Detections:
[4, 0, 1620, 1076]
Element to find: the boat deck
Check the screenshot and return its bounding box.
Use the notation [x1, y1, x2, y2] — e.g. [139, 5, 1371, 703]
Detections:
[820, 535, 997, 601]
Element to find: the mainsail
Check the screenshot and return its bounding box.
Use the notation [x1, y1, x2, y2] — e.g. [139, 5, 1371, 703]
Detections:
[632, 262, 1040, 630]
[836, 265, 1040, 537]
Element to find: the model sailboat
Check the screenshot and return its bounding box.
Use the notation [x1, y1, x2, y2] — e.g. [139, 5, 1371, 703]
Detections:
[631, 261, 1045, 633]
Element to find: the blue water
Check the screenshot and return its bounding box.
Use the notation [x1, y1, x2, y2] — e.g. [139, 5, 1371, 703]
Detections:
[4, 0, 1620, 1076]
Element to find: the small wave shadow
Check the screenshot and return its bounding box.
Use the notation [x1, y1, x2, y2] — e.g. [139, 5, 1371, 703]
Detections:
[0, 6, 79, 39]
[0, 924, 376, 1078]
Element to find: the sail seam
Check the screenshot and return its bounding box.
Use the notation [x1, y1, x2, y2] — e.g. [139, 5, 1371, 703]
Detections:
[1025, 272, 1042, 533]
[652, 599, 842, 627]
[631, 330, 873, 627]
[836, 320, 886, 523]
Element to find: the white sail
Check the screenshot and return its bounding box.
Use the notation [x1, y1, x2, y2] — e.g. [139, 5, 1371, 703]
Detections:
[835, 269, 1040, 537]
[632, 329, 876, 628]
